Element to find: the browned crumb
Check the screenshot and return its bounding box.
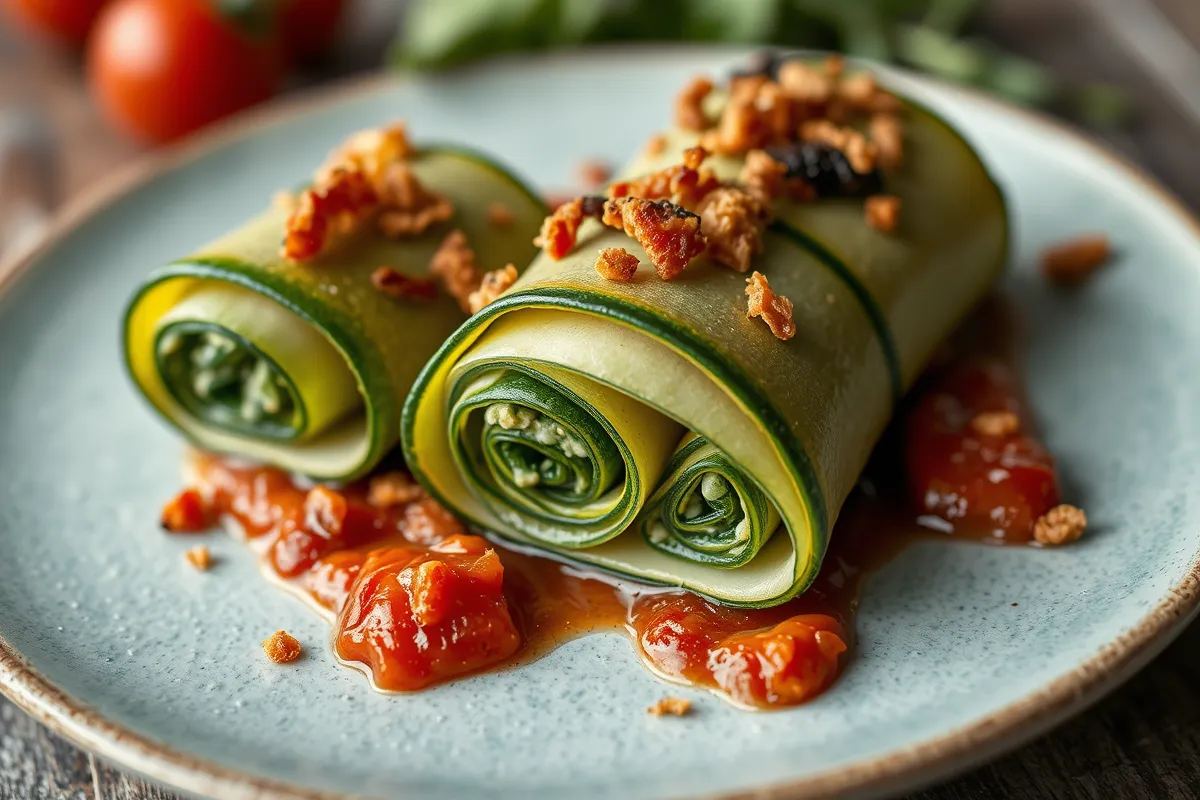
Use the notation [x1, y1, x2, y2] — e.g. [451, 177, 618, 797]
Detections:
[316, 122, 414, 187]
[824, 54, 846, 81]
[534, 196, 605, 260]
[644, 133, 669, 157]
[608, 146, 720, 209]
[185, 545, 212, 571]
[970, 410, 1020, 437]
[371, 266, 439, 301]
[262, 631, 302, 664]
[467, 264, 519, 314]
[836, 72, 901, 115]
[272, 190, 297, 213]
[738, 149, 815, 205]
[1040, 234, 1112, 286]
[160, 488, 212, 533]
[429, 230, 483, 313]
[1034, 504, 1087, 546]
[869, 113, 904, 169]
[801, 120, 878, 174]
[700, 80, 795, 156]
[594, 247, 640, 281]
[696, 187, 770, 273]
[487, 202, 515, 228]
[376, 165, 455, 238]
[647, 696, 693, 717]
[577, 159, 613, 190]
[282, 168, 378, 262]
[776, 59, 833, 105]
[865, 194, 901, 234]
[675, 76, 715, 131]
[601, 198, 707, 280]
[368, 472, 426, 508]
[745, 271, 795, 341]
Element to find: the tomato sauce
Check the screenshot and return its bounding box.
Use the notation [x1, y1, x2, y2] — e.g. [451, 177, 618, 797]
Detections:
[166, 299, 1065, 709]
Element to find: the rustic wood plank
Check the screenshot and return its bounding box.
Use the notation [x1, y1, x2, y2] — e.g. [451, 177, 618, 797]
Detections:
[0, 699, 94, 799]
[92, 761, 179, 800]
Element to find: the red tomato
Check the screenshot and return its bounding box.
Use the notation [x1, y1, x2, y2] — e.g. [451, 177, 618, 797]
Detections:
[1, 0, 109, 46]
[278, 0, 346, 60]
[86, 0, 283, 144]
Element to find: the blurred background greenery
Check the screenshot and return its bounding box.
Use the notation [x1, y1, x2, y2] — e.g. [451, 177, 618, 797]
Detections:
[396, 0, 1128, 126]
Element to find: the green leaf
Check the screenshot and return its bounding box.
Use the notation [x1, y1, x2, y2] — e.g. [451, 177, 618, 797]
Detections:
[685, 0, 781, 42]
[984, 51, 1058, 107]
[895, 22, 987, 82]
[394, 0, 557, 70]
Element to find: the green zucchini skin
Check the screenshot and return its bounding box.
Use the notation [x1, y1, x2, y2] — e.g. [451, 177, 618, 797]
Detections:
[402, 91, 1007, 608]
[124, 146, 546, 482]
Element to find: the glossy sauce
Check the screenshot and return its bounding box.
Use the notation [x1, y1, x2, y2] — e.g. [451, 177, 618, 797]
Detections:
[169, 300, 1063, 709]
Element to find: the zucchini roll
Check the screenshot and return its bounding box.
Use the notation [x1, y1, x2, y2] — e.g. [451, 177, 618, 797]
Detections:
[125, 130, 544, 481]
[403, 62, 1008, 606]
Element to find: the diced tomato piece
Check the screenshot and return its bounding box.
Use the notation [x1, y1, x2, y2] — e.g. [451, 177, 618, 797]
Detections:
[335, 541, 520, 691]
[160, 488, 212, 533]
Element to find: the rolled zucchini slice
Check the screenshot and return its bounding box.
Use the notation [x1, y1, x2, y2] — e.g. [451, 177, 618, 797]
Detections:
[403, 96, 1008, 607]
[125, 147, 544, 481]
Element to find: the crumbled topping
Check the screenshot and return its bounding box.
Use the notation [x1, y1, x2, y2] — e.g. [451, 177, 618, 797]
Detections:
[429, 230, 483, 313]
[869, 113, 904, 169]
[696, 187, 770, 273]
[647, 696, 693, 717]
[487, 202, 515, 228]
[262, 630, 303, 663]
[594, 247, 640, 281]
[283, 123, 454, 261]
[283, 168, 378, 262]
[864, 194, 901, 234]
[644, 133, 668, 157]
[800, 120, 878, 174]
[1040, 234, 1112, 286]
[608, 146, 720, 208]
[601, 198, 707, 280]
[675, 76, 714, 131]
[161, 488, 212, 533]
[776, 59, 834, 105]
[577, 159, 613, 190]
[376, 165, 455, 238]
[371, 266, 439, 301]
[1034, 504, 1087, 546]
[467, 264, 519, 314]
[970, 410, 1020, 437]
[745, 271, 795, 340]
[533, 196, 606, 260]
[699, 78, 794, 156]
[765, 140, 882, 199]
[368, 472, 425, 508]
[185, 545, 213, 571]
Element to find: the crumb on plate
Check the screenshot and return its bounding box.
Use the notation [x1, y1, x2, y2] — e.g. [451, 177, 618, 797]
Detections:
[647, 696, 693, 717]
[263, 630, 303, 664]
[1034, 504, 1087, 546]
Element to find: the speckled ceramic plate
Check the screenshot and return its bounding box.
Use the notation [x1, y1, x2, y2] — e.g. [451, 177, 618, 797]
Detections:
[1, 47, 1198, 800]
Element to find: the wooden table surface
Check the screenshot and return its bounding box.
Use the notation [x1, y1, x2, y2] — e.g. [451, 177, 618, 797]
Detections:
[1, 0, 1199, 798]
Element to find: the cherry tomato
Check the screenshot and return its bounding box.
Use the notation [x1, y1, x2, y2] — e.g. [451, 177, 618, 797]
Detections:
[86, 0, 283, 144]
[278, 0, 346, 60]
[1, 0, 110, 46]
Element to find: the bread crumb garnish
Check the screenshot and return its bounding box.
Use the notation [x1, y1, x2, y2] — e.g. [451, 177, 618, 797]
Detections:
[371, 266, 438, 302]
[865, 194, 901, 233]
[577, 159, 613, 190]
[696, 186, 770, 273]
[870, 113, 904, 169]
[675, 76, 714, 131]
[262, 631, 302, 664]
[429, 230, 483, 313]
[644, 133, 668, 157]
[161, 488, 211, 533]
[971, 410, 1020, 437]
[647, 696, 693, 717]
[534, 196, 605, 260]
[185, 545, 212, 571]
[467, 264, 519, 314]
[1034, 504, 1087, 546]
[601, 197, 707, 280]
[594, 247, 640, 281]
[368, 472, 425, 508]
[1040, 234, 1112, 285]
[282, 122, 454, 262]
[608, 146, 720, 208]
[745, 271, 795, 341]
[487, 202, 515, 228]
